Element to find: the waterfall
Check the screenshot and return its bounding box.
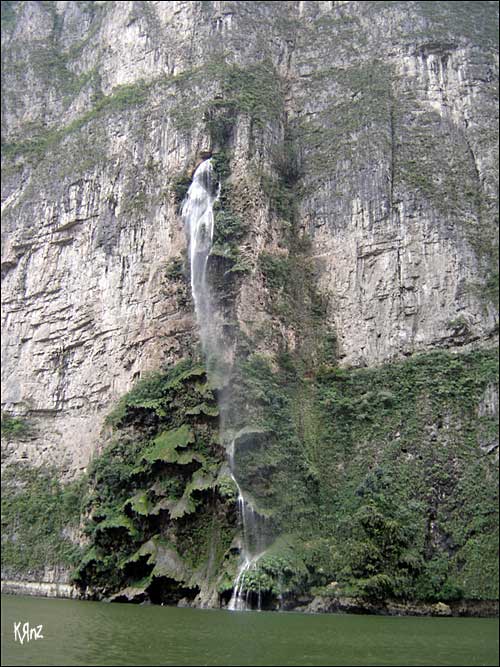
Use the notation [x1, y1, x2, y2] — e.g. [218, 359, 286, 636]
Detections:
[182, 158, 263, 611]
[226, 440, 264, 611]
[182, 158, 219, 361]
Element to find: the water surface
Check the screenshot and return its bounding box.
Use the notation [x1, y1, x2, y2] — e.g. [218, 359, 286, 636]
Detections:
[1, 595, 498, 666]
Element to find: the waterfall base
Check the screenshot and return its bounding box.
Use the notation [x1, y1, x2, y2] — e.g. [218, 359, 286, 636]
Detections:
[227, 552, 265, 611]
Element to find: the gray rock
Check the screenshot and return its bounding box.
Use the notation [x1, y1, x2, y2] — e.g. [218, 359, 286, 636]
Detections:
[1, 1, 497, 480]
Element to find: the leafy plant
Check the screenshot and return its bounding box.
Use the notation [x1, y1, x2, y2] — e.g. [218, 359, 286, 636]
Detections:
[1, 413, 32, 439]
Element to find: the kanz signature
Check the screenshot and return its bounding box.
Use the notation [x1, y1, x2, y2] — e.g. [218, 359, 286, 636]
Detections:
[13, 621, 44, 645]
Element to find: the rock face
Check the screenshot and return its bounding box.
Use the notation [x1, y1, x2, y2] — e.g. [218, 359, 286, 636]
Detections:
[1, 579, 78, 599]
[1, 1, 498, 604]
[1, 1, 498, 471]
[298, 595, 499, 618]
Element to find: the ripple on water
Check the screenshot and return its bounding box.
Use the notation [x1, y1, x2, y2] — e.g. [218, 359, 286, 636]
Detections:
[1, 596, 499, 667]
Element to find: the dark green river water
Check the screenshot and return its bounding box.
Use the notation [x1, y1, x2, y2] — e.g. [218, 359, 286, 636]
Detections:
[1, 595, 498, 666]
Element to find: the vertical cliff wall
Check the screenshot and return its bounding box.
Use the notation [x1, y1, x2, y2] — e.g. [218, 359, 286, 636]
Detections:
[1, 1, 498, 608]
[2, 0, 497, 471]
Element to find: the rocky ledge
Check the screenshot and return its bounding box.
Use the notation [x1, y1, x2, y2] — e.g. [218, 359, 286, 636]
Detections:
[1, 579, 79, 600]
[290, 595, 499, 618]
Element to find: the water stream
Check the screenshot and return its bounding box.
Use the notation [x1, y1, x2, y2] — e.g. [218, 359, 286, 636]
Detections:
[227, 439, 265, 611]
[181, 158, 219, 361]
[182, 158, 262, 610]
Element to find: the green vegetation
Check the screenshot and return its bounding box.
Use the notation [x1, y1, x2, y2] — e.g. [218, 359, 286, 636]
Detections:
[468, 234, 499, 310]
[212, 210, 246, 246]
[212, 60, 284, 128]
[296, 60, 392, 180]
[417, 1, 499, 48]
[211, 151, 231, 182]
[2, 348, 496, 606]
[258, 252, 291, 291]
[2, 0, 109, 162]
[164, 256, 185, 281]
[141, 425, 195, 464]
[294, 53, 497, 311]
[1, 0, 498, 611]
[171, 56, 284, 138]
[394, 107, 483, 220]
[251, 127, 330, 374]
[1, 465, 83, 576]
[104, 361, 205, 427]
[72, 358, 237, 601]
[227, 347, 498, 604]
[205, 109, 251, 278]
[1, 0, 16, 30]
[171, 172, 192, 207]
[211, 205, 250, 274]
[2, 81, 150, 164]
[1, 413, 32, 440]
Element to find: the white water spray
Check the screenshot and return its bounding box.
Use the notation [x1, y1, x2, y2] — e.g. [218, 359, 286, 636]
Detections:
[182, 158, 264, 611]
[182, 158, 220, 360]
[226, 440, 265, 611]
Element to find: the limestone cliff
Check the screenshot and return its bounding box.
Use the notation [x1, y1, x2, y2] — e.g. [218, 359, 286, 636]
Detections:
[1, 1, 498, 609]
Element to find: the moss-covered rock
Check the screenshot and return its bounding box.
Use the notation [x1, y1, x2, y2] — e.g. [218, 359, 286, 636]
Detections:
[224, 347, 498, 606]
[72, 358, 237, 603]
[1, 464, 83, 579]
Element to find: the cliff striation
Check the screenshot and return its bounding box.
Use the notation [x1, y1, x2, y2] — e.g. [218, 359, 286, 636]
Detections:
[1, 1, 498, 612]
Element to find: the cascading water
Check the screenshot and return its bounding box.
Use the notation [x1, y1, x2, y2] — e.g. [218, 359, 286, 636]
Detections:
[182, 158, 264, 611]
[226, 439, 265, 611]
[182, 158, 219, 361]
